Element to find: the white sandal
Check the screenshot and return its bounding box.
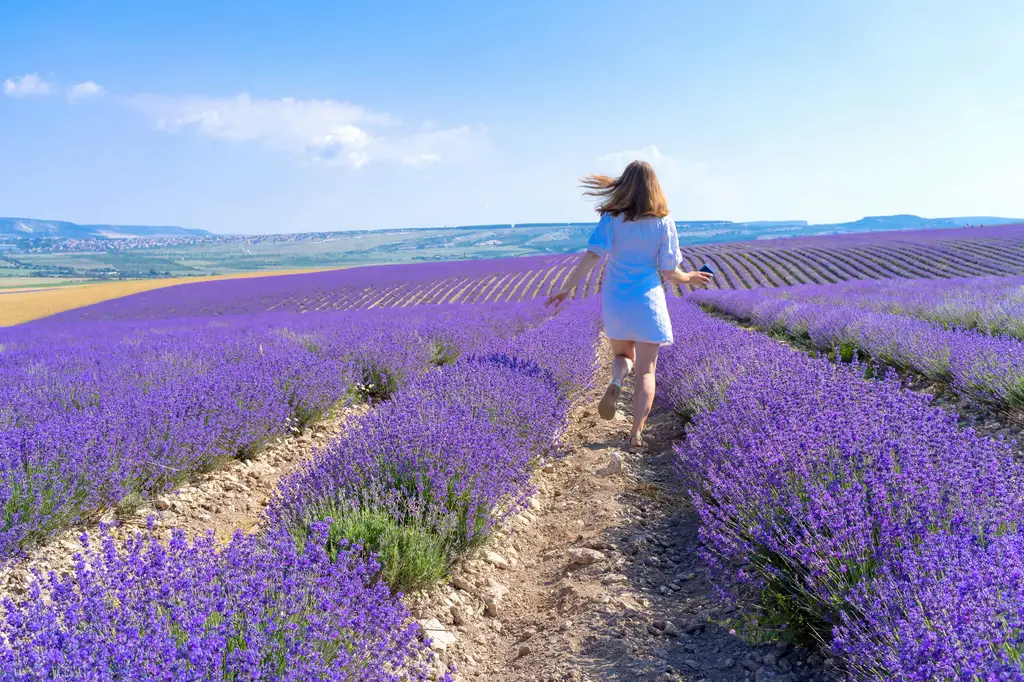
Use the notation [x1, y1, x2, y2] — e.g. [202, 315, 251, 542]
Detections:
[628, 434, 648, 454]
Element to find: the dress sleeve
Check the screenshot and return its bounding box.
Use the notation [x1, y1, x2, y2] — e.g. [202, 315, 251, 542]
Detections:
[586, 213, 613, 256]
[657, 216, 683, 270]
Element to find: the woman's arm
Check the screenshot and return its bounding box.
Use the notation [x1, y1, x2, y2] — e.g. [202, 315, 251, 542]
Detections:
[545, 250, 601, 306]
[661, 266, 712, 288]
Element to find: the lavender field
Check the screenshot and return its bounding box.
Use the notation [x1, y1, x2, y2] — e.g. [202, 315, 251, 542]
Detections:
[3, 229, 1024, 680]
[0, 293, 600, 679]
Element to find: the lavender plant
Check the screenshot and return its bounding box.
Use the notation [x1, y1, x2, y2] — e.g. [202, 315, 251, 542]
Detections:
[661, 299, 1024, 679]
[270, 301, 601, 591]
[693, 286, 1024, 408]
[0, 525, 435, 681]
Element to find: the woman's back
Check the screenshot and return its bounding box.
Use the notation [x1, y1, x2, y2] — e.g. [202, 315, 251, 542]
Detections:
[587, 212, 682, 287]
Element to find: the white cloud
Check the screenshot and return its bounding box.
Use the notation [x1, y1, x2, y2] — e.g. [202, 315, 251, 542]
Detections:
[132, 92, 483, 169]
[68, 81, 104, 102]
[3, 73, 53, 98]
[596, 144, 688, 182]
[596, 144, 736, 216]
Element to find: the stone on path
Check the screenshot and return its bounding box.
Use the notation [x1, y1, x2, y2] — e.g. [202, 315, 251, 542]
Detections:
[483, 551, 509, 569]
[481, 583, 509, 617]
[595, 451, 623, 477]
[567, 547, 606, 565]
[419, 618, 457, 652]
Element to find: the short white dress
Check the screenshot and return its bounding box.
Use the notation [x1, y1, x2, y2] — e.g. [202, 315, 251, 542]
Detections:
[586, 213, 682, 345]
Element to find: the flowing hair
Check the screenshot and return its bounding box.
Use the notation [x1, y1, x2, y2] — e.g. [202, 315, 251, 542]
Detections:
[580, 160, 669, 221]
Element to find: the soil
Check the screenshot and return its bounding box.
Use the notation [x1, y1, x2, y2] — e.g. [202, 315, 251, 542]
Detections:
[410, 346, 838, 682]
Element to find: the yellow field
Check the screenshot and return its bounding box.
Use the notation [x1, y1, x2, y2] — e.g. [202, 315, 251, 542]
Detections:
[0, 268, 347, 327]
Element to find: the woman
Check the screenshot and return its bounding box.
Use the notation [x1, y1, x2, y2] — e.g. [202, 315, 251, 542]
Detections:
[546, 160, 712, 452]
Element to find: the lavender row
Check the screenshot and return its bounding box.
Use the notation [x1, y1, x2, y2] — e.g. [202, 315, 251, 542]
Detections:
[705, 274, 1024, 339]
[268, 299, 602, 590]
[0, 525, 437, 681]
[683, 223, 1024, 287]
[46, 255, 578, 322]
[691, 287, 1024, 408]
[660, 300, 1024, 680]
[0, 304, 549, 560]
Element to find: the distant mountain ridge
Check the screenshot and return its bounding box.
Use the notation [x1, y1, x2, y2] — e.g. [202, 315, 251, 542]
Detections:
[0, 214, 1019, 243]
[0, 218, 210, 239]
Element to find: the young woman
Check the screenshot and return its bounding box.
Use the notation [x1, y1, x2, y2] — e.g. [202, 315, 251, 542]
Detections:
[546, 160, 712, 452]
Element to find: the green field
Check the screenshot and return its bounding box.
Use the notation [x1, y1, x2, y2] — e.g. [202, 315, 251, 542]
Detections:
[9, 225, 590, 284]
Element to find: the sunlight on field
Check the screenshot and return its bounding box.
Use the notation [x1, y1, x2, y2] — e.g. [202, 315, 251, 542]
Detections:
[0, 267, 348, 327]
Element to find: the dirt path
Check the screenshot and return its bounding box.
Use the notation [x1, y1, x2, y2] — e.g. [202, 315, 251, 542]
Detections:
[0, 404, 362, 598]
[413, 348, 838, 682]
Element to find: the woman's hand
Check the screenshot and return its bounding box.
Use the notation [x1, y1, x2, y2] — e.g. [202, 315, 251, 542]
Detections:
[680, 270, 713, 287]
[545, 286, 573, 307]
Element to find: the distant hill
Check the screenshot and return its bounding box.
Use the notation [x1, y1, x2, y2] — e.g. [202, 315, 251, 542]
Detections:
[820, 214, 1015, 232]
[0, 218, 211, 239]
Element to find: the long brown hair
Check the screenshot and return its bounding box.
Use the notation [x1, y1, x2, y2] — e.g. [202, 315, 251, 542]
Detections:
[580, 160, 669, 221]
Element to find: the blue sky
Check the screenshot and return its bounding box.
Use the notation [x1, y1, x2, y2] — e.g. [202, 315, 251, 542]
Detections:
[2, 0, 1022, 234]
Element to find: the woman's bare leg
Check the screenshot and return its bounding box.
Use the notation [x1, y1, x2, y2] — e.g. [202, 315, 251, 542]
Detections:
[608, 338, 635, 384]
[630, 342, 660, 444]
[599, 338, 635, 419]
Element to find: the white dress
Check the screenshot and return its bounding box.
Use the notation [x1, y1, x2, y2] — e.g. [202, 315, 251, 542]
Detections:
[585, 213, 682, 345]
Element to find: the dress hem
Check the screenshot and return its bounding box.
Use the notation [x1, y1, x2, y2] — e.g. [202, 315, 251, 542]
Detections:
[605, 334, 674, 347]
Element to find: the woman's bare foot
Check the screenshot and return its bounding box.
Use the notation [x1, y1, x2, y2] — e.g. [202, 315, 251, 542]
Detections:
[598, 380, 622, 420]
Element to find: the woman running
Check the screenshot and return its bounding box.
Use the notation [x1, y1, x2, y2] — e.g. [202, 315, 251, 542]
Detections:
[546, 160, 712, 451]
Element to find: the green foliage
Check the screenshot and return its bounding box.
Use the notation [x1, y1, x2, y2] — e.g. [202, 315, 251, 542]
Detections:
[115, 491, 144, 518]
[427, 339, 460, 366]
[347, 361, 401, 404]
[301, 506, 448, 592]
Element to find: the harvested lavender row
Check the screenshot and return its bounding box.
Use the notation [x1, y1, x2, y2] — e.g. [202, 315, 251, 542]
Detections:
[660, 299, 1024, 680]
[28, 223, 1024, 323]
[269, 299, 602, 591]
[691, 286, 1024, 408]
[0, 304, 549, 559]
[45, 256, 579, 322]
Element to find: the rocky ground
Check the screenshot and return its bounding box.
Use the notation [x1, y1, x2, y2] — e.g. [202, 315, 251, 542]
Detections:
[409, 350, 838, 682]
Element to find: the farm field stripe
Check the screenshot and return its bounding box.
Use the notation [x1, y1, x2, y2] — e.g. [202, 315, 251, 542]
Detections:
[742, 249, 794, 286]
[825, 246, 901, 280]
[759, 249, 809, 285]
[864, 244, 944, 279]
[770, 247, 834, 284]
[715, 251, 758, 288]
[793, 247, 861, 282]
[952, 241, 1024, 273]
[892, 243, 991, 278]
[848, 245, 922, 279]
